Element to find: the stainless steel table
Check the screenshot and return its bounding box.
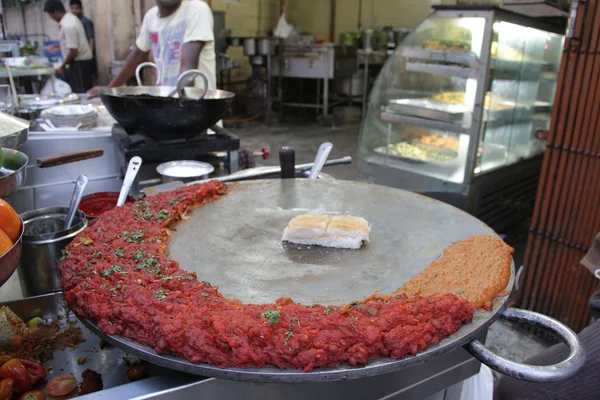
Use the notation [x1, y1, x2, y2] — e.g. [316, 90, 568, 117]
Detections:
[0, 67, 55, 78]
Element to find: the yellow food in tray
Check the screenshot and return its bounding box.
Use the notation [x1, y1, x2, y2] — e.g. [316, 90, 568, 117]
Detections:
[383, 142, 457, 163]
[417, 134, 460, 151]
[431, 92, 466, 105]
[421, 39, 471, 53]
[430, 92, 515, 111]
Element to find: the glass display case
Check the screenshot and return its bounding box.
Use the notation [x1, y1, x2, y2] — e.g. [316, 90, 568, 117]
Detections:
[358, 5, 565, 230]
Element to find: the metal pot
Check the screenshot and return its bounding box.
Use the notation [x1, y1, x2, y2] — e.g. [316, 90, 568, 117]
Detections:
[157, 160, 215, 184]
[18, 207, 87, 297]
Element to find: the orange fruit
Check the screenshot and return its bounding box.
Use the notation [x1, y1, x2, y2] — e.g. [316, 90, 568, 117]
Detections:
[0, 199, 20, 242]
[0, 229, 13, 257]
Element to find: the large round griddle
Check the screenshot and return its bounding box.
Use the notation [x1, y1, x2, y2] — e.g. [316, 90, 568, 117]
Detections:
[82, 180, 519, 382]
[170, 180, 504, 305]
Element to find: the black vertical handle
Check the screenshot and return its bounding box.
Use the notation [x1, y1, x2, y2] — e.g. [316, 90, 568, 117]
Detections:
[279, 146, 295, 179]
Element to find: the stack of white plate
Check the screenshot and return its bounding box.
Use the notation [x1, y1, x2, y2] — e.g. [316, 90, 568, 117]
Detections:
[40, 104, 98, 129]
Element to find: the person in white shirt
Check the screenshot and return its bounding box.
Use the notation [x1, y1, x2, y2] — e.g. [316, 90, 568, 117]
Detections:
[44, 0, 94, 93]
[87, 0, 216, 96]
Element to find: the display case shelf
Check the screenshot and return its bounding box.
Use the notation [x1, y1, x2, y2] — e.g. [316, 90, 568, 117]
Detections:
[405, 62, 479, 79]
[380, 110, 467, 134]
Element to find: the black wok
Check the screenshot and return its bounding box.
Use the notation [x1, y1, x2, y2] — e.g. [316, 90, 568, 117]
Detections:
[99, 76, 235, 140]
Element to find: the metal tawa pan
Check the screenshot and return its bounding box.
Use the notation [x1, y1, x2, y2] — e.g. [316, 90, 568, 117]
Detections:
[99, 70, 235, 140]
[80, 180, 585, 383]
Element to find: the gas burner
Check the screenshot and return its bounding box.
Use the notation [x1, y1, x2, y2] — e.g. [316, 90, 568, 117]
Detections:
[112, 124, 241, 191]
[113, 124, 240, 163]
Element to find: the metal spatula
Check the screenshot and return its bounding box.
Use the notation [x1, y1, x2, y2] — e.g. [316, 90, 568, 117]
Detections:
[308, 142, 333, 180]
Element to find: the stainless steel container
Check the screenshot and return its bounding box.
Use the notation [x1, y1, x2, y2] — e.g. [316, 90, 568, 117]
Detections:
[243, 38, 257, 56]
[335, 71, 364, 97]
[18, 207, 87, 297]
[258, 38, 276, 55]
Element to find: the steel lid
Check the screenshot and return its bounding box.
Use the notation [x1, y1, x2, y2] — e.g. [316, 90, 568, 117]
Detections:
[156, 160, 215, 179]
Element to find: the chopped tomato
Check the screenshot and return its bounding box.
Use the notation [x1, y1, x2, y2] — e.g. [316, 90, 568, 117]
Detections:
[46, 375, 78, 397]
[0, 230, 12, 257]
[0, 359, 45, 392]
[19, 390, 46, 400]
[0, 378, 13, 400]
[126, 365, 146, 382]
[0, 199, 20, 243]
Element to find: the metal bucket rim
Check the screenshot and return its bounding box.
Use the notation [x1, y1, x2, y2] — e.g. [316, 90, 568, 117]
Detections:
[21, 207, 88, 242]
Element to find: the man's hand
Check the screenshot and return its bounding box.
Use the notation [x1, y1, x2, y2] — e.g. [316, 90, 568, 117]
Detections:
[55, 66, 65, 77]
[86, 86, 108, 98]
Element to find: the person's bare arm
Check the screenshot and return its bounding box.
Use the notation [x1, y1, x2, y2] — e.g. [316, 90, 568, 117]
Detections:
[89, 37, 95, 52]
[86, 46, 148, 97]
[111, 47, 149, 87]
[179, 41, 205, 85]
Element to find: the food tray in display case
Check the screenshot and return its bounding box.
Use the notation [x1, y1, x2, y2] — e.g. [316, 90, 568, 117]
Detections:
[402, 47, 480, 67]
[374, 140, 459, 166]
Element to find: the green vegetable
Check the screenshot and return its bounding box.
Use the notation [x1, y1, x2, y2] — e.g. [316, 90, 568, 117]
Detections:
[155, 289, 168, 301]
[156, 209, 171, 221]
[284, 329, 293, 346]
[0, 149, 4, 169]
[103, 265, 124, 276]
[260, 310, 280, 323]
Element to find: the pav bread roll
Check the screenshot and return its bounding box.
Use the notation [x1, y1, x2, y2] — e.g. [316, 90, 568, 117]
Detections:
[282, 214, 370, 249]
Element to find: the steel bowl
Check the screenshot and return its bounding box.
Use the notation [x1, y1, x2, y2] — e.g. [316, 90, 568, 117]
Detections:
[0, 216, 23, 287]
[0, 147, 28, 198]
[157, 160, 215, 184]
